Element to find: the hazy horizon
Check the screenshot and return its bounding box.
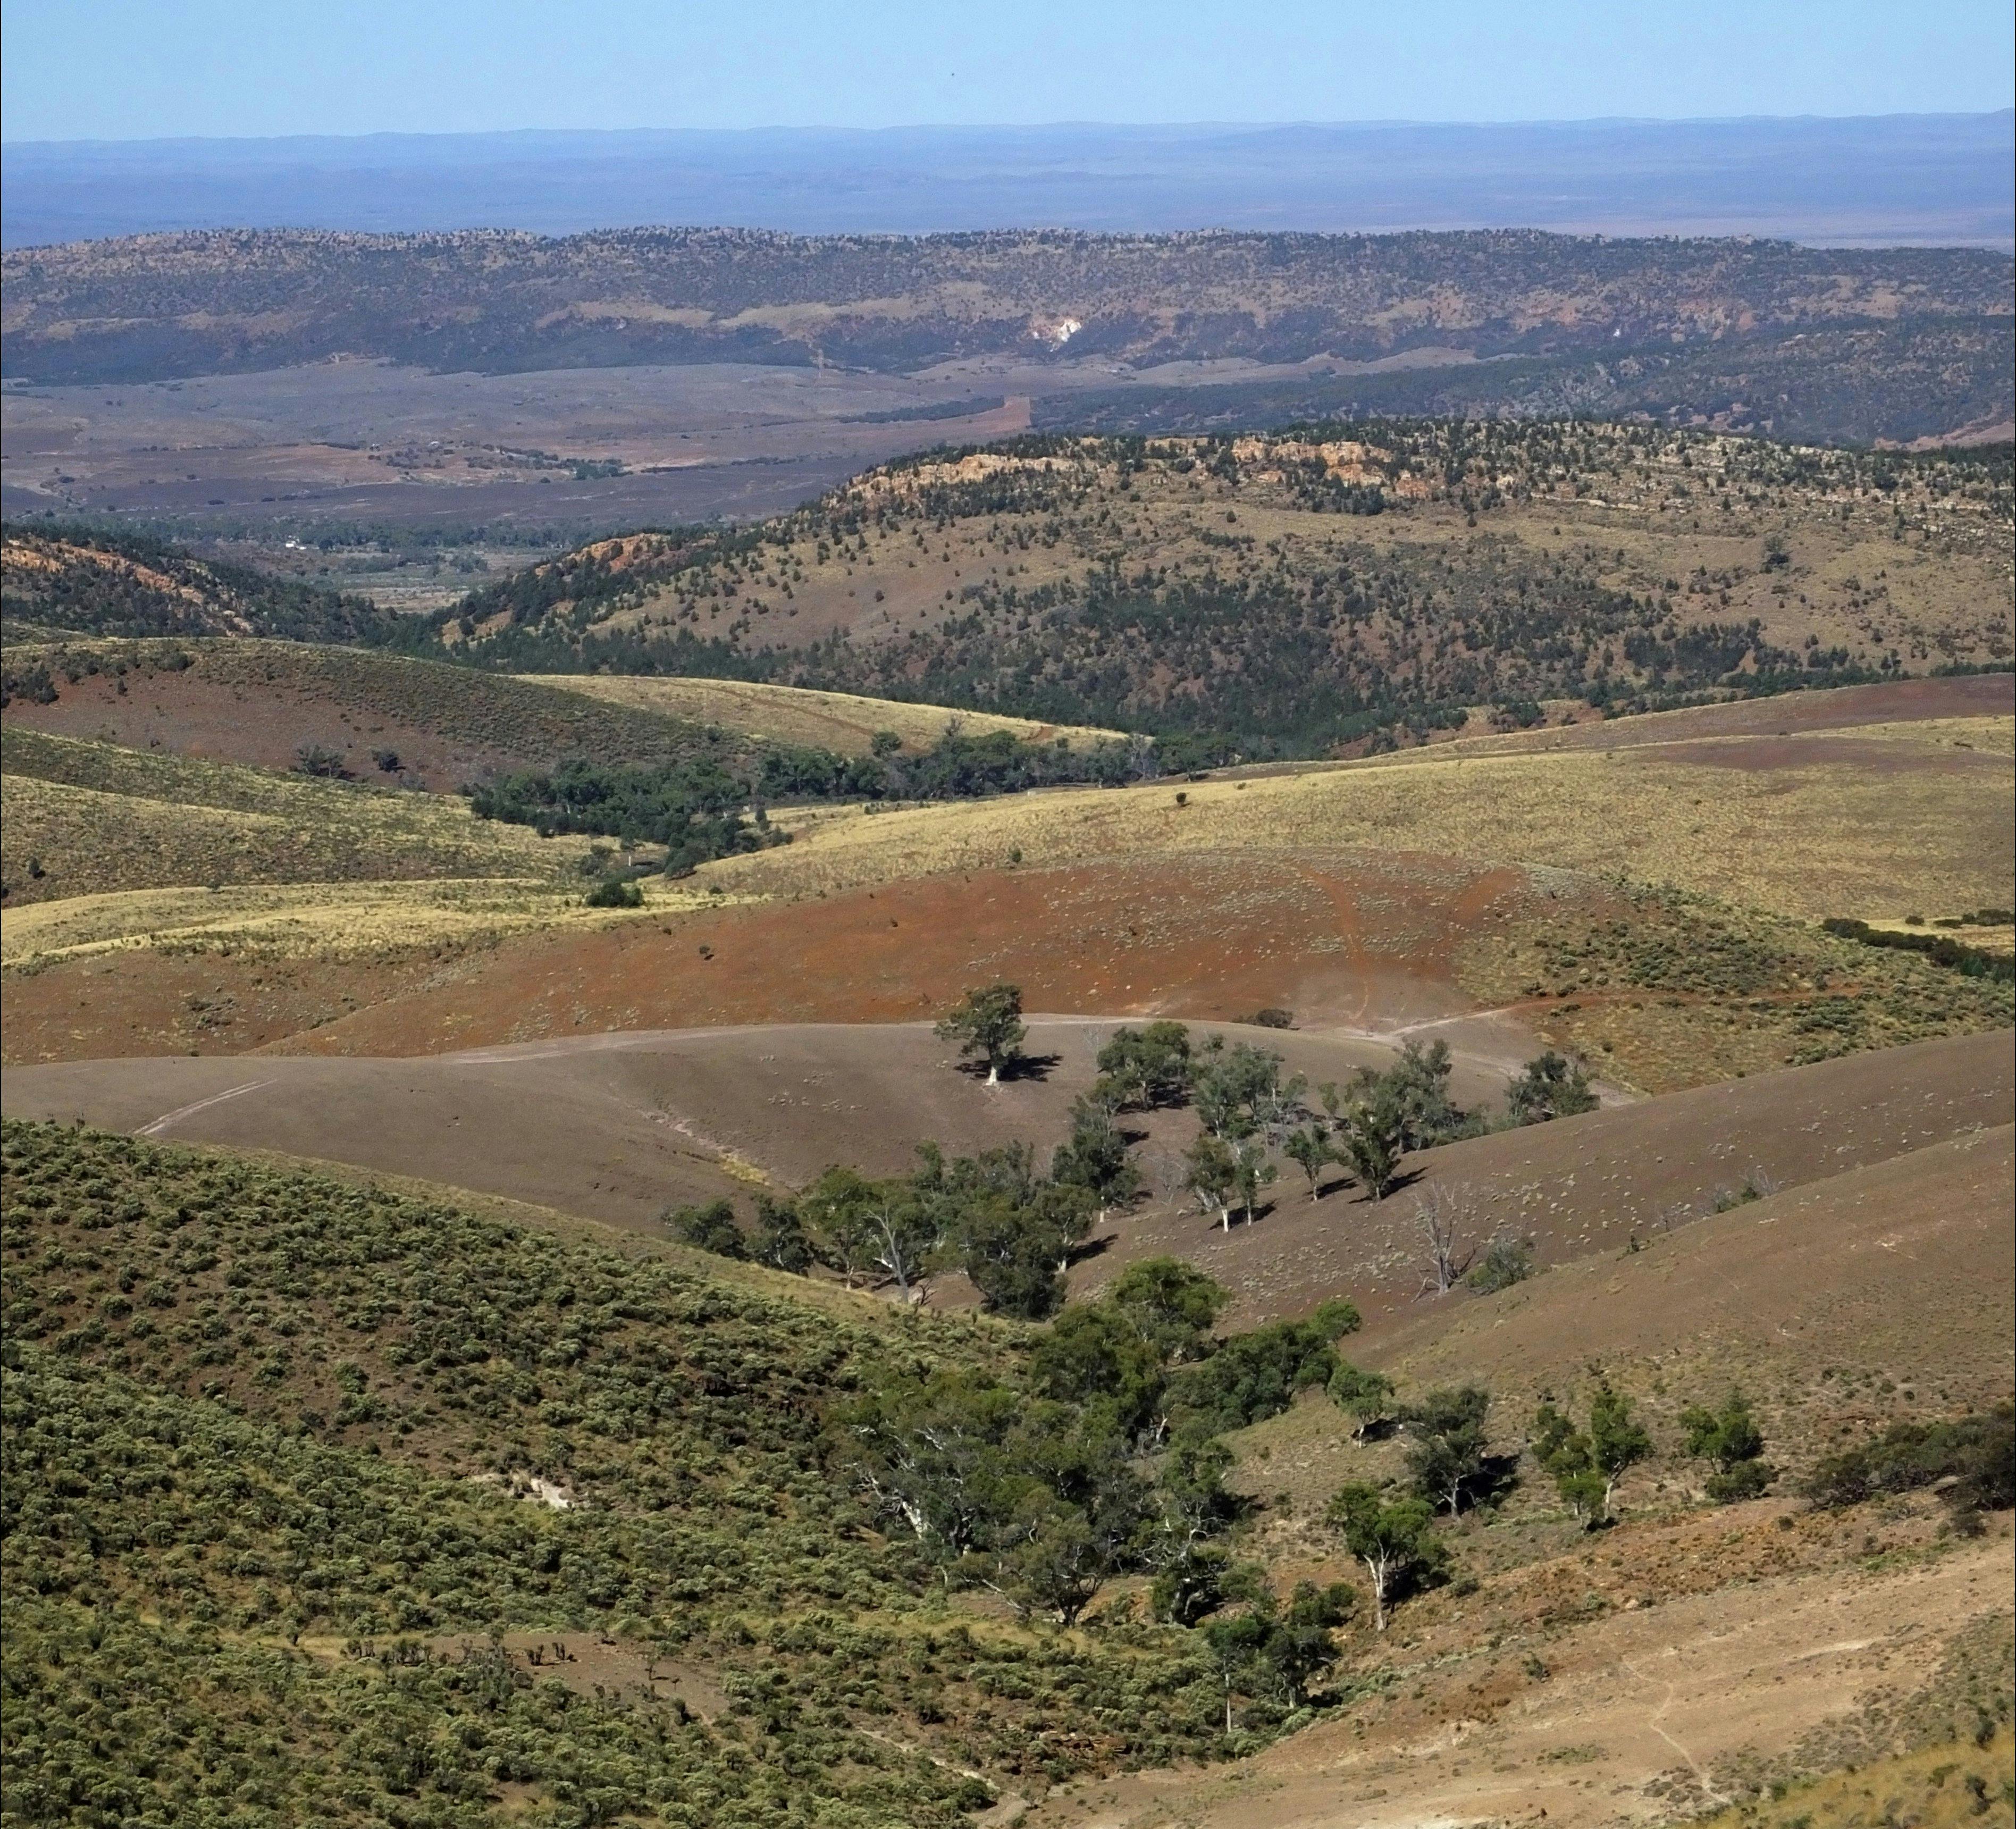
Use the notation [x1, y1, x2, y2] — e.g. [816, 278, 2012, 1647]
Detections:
[6, 113, 2011, 250]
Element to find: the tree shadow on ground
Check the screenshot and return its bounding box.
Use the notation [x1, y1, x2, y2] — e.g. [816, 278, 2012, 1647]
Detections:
[969, 1051, 1059, 1084]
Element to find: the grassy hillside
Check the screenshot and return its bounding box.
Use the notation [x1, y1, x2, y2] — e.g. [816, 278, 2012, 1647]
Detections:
[5, 1105, 2010, 1826]
[6, 692, 2006, 1085]
[1, 726, 591, 905]
[1, 634, 761, 784]
[443, 424, 2013, 753]
[0, 1120, 1293, 1822]
[521, 672, 1122, 756]
[707, 714, 2014, 922]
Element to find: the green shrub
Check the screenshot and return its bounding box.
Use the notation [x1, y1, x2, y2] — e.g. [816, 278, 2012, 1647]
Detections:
[584, 874, 644, 907]
[1803, 1405, 2014, 1514]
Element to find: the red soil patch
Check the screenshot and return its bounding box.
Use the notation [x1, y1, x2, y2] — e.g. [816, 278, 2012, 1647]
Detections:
[1648, 734, 2005, 774]
[267, 851, 1543, 1060]
[1, 947, 456, 1065]
[0, 850, 1557, 1071]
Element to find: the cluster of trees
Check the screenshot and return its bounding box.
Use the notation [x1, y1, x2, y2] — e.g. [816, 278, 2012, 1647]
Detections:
[1803, 1402, 2013, 1522]
[779, 994, 1602, 1316]
[838, 1256, 1365, 1639]
[674, 1131, 1116, 1322]
[1820, 916, 2016, 984]
[469, 755, 791, 874]
[467, 728, 1172, 872]
[759, 725, 1162, 800]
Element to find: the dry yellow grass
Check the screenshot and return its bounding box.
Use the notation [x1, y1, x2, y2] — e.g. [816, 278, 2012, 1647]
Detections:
[517, 673, 1122, 754]
[704, 715, 2015, 925]
[0, 770, 587, 905]
[1, 726, 609, 907]
[1687, 1729, 2013, 1829]
[0, 875, 744, 970]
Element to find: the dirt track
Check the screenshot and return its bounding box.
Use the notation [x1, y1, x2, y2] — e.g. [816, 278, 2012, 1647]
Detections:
[1029, 1531, 2014, 1829]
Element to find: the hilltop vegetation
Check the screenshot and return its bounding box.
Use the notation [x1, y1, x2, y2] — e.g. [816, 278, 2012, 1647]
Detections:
[438, 423, 2012, 753]
[5, 230, 2009, 446]
[1, 525, 397, 644]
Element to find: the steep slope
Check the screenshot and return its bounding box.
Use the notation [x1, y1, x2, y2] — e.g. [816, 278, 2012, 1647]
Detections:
[0, 1120, 1245, 1823]
[1365, 1123, 2014, 1399]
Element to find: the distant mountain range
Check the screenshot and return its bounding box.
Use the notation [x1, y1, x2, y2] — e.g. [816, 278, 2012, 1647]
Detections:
[4, 112, 2011, 251]
[7, 227, 2010, 399]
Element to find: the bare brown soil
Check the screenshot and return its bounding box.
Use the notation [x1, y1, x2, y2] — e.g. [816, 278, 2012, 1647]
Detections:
[1365, 1123, 2014, 1399]
[0, 1018, 1499, 1231]
[1034, 1117, 2016, 1829]
[0, 945, 455, 1062]
[1030, 1528, 2014, 1829]
[1079, 1029, 2016, 1330]
[6, 1022, 2005, 1347]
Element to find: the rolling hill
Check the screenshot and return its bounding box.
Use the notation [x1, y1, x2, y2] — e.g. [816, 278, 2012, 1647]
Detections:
[0, 633, 766, 785]
[0, 725, 599, 907]
[6, 207, 2015, 1829]
[5, 1018, 2009, 1823]
[435, 424, 2014, 753]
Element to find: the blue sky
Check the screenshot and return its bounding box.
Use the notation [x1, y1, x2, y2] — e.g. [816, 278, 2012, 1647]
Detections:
[4, 0, 2012, 142]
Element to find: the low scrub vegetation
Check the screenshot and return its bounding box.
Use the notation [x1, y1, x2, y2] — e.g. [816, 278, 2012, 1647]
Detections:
[5, 1117, 2005, 1819]
[1, 728, 585, 906]
[1803, 1405, 2015, 1520]
[1, 525, 398, 644]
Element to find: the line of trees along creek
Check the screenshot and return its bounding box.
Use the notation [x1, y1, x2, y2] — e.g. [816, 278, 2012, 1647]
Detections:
[468, 728, 1167, 878]
[654, 998, 1627, 1672]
